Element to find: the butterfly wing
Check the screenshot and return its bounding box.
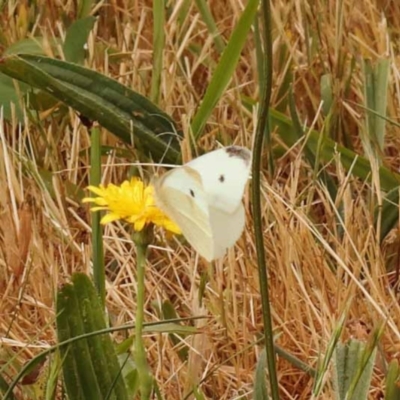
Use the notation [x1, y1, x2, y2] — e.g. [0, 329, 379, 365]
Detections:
[153, 166, 215, 261]
[154, 146, 251, 261]
[209, 204, 246, 259]
[186, 146, 251, 214]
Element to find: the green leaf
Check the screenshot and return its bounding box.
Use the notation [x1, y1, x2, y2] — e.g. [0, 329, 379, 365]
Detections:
[194, 0, 225, 53]
[63, 16, 96, 64]
[332, 338, 377, 400]
[321, 74, 333, 116]
[253, 349, 269, 400]
[0, 54, 181, 164]
[161, 301, 190, 361]
[385, 360, 400, 400]
[270, 108, 400, 192]
[377, 187, 399, 242]
[191, 0, 259, 138]
[362, 59, 390, 155]
[0, 73, 25, 121]
[56, 273, 129, 400]
[151, 0, 165, 104]
[0, 372, 15, 399]
[77, 0, 94, 18]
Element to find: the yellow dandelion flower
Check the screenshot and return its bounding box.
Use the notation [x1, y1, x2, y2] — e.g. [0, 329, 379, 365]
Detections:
[82, 177, 181, 234]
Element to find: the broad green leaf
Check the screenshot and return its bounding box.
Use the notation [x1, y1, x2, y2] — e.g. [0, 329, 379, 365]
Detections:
[57, 273, 129, 400]
[191, 0, 259, 138]
[63, 16, 96, 64]
[0, 54, 181, 164]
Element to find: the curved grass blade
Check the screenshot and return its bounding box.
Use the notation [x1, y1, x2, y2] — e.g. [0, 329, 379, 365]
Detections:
[0, 372, 15, 400]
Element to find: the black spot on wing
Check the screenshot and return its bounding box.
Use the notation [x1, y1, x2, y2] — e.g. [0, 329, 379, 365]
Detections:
[190, 189, 195, 197]
[225, 146, 251, 165]
[219, 175, 225, 182]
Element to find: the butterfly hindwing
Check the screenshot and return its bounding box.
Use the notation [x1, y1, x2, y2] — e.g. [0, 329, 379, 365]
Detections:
[154, 166, 214, 260]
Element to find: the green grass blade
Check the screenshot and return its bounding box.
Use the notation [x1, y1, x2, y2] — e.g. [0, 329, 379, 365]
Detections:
[362, 59, 390, 158]
[194, 0, 225, 53]
[385, 360, 400, 400]
[89, 125, 105, 309]
[0, 372, 15, 399]
[77, 0, 94, 18]
[151, 0, 165, 104]
[191, 0, 259, 139]
[313, 309, 346, 396]
[377, 187, 399, 242]
[253, 348, 269, 400]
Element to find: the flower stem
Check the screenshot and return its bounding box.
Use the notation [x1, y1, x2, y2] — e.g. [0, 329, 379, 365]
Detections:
[132, 231, 153, 399]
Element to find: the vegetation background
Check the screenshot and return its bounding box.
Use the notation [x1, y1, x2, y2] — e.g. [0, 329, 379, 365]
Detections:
[1, 0, 400, 398]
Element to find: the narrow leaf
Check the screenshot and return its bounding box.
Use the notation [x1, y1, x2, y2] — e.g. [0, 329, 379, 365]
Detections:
[191, 0, 258, 138]
[253, 349, 269, 400]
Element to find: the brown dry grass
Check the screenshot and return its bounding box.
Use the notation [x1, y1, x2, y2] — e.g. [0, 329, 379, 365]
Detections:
[1, 0, 400, 399]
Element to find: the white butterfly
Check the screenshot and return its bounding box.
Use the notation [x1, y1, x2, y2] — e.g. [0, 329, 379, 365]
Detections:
[153, 146, 251, 261]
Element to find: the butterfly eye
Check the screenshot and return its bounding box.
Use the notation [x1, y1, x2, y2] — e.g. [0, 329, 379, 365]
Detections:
[189, 189, 195, 197]
[219, 175, 225, 183]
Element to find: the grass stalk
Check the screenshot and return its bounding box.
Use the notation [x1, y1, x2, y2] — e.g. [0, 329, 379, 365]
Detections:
[252, 0, 279, 398]
[90, 124, 106, 309]
[151, 0, 165, 104]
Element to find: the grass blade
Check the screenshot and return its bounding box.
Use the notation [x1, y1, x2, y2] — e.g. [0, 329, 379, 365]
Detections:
[253, 349, 269, 400]
[194, 0, 225, 53]
[89, 125, 105, 309]
[151, 0, 165, 104]
[191, 0, 259, 139]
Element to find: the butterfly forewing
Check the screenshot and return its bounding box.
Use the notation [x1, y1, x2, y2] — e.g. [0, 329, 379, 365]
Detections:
[187, 146, 251, 214]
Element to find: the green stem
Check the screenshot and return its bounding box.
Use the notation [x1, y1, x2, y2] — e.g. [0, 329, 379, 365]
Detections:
[252, 0, 279, 398]
[90, 125, 105, 309]
[132, 231, 152, 399]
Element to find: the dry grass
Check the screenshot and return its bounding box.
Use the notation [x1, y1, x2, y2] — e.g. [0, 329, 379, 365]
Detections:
[1, 0, 400, 398]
